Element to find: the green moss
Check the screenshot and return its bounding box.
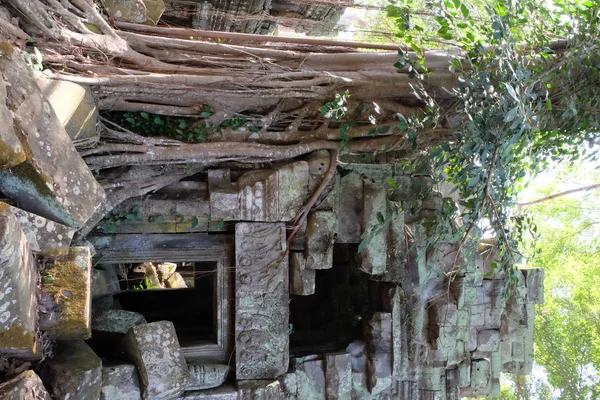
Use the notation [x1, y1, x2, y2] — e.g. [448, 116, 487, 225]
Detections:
[0, 324, 36, 350]
[42, 260, 90, 338]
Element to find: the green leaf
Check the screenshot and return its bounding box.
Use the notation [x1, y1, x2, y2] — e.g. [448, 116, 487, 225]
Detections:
[191, 216, 199, 228]
[545, 99, 553, 111]
[430, 148, 443, 158]
[504, 83, 519, 102]
[504, 107, 518, 122]
[460, 3, 469, 18]
[141, 112, 149, 120]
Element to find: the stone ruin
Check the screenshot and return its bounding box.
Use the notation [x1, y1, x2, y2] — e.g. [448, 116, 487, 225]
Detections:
[0, 43, 544, 399]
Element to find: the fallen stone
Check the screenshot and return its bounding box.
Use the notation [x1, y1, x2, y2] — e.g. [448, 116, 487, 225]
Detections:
[186, 363, 229, 390]
[35, 77, 99, 149]
[0, 46, 105, 228]
[4, 203, 75, 257]
[0, 370, 51, 400]
[101, 362, 142, 400]
[92, 309, 147, 335]
[296, 359, 326, 400]
[178, 385, 237, 399]
[39, 340, 102, 400]
[0, 207, 40, 360]
[235, 223, 289, 380]
[122, 320, 191, 400]
[103, 0, 165, 25]
[305, 211, 336, 270]
[39, 247, 92, 339]
[289, 252, 315, 295]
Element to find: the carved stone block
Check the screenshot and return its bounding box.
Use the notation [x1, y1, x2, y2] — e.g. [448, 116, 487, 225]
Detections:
[187, 364, 229, 391]
[101, 362, 142, 400]
[0, 370, 51, 400]
[235, 223, 289, 379]
[325, 353, 351, 400]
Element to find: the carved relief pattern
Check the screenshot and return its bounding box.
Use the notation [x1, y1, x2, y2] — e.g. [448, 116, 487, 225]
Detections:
[235, 223, 289, 380]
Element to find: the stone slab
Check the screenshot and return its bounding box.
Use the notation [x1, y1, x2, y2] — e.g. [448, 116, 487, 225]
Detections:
[325, 352, 351, 400]
[237, 380, 283, 399]
[92, 309, 147, 335]
[178, 385, 237, 399]
[91, 266, 121, 299]
[0, 71, 26, 169]
[101, 362, 142, 400]
[364, 312, 393, 395]
[122, 320, 191, 400]
[39, 340, 102, 400]
[0, 370, 51, 400]
[39, 247, 92, 339]
[296, 359, 326, 400]
[0, 47, 105, 228]
[359, 181, 388, 275]
[103, 0, 165, 25]
[235, 223, 289, 380]
[0, 206, 40, 360]
[336, 173, 363, 243]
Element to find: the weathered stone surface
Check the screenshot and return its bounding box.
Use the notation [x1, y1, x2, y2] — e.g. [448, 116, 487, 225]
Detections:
[0, 207, 40, 360]
[306, 150, 336, 211]
[187, 363, 229, 390]
[39, 340, 102, 400]
[364, 313, 393, 395]
[209, 169, 240, 220]
[237, 380, 283, 399]
[235, 223, 289, 380]
[296, 359, 325, 400]
[101, 362, 142, 400]
[122, 320, 191, 400]
[166, 272, 188, 288]
[4, 203, 75, 257]
[305, 211, 336, 270]
[336, 172, 363, 243]
[325, 352, 351, 400]
[39, 247, 92, 339]
[359, 181, 388, 275]
[238, 161, 309, 222]
[0, 370, 51, 400]
[91, 265, 121, 299]
[0, 47, 105, 228]
[35, 77, 99, 149]
[289, 252, 315, 295]
[92, 309, 147, 335]
[0, 72, 26, 169]
[103, 0, 165, 25]
[178, 385, 237, 399]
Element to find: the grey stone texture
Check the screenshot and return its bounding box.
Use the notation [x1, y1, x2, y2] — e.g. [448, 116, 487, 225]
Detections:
[38, 247, 92, 339]
[0, 70, 26, 169]
[237, 380, 283, 399]
[0, 370, 51, 400]
[305, 211, 336, 270]
[91, 265, 121, 299]
[0, 45, 105, 228]
[101, 362, 142, 400]
[92, 309, 147, 335]
[325, 352, 352, 400]
[0, 206, 40, 360]
[186, 363, 229, 391]
[122, 320, 191, 400]
[4, 203, 75, 257]
[289, 252, 315, 295]
[235, 223, 289, 380]
[103, 0, 165, 25]
[39, 340, 102, 400]
[178, 385, 237, 400]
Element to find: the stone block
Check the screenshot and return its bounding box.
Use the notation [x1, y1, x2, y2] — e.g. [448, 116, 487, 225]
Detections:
[0, 49, 105, 228]
[122, 320, 191, 400]
[305, 211, 336, 270]
[289, 252, 315, 295]
[306, 150, 335, 211]
[0, 74, 26, 169]
[364, 313, 393, 394]
[296, 359, 326, 400]
[469, 359, 492, 397]
[336, 173, 362, 243]
[0, 370, 51, 400]
[39, 247, 92, 339]
[209, 169, 240, 220]
[92, 309, 147, 335]
[101, 362, 142, 400]
[279, 373, 298, 399]
[525, 268, 544, 304]
[103, 0, 165, 25]
[325, 352, 351, 400]
[178, 385, 237, 399]
[235, 223, 289, 380]
[359, 181, 388, 275]
[237, 380, 282, 399]
[166, 272, 188, 288]
[40, 340, 102, 400]
[5, 203, 75, 257]
[278, 161, 309, 221]
[187, 363, 229, 391]
[0, 207, 40, 360]
[35, 77, 99, 148]
[477, 329, 501, 353]
[91, 266, 121, 299]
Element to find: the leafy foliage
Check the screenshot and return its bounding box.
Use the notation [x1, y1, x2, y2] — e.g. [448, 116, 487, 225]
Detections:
[97, 206, 142, 233]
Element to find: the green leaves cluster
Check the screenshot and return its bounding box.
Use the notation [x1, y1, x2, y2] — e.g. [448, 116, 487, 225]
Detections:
[97, 206, 142, 233]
